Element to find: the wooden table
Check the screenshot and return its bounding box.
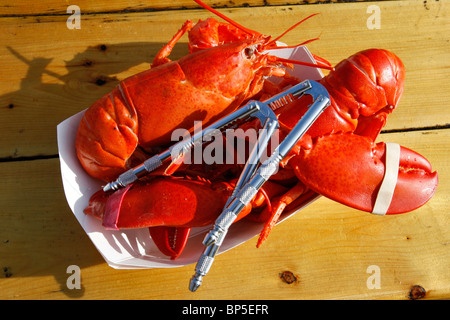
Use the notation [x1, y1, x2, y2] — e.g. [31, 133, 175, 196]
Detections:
[0, 0, 448, 300]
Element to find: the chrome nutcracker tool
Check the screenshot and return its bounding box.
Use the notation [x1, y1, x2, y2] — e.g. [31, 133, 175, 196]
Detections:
[190, 80, 331, 292]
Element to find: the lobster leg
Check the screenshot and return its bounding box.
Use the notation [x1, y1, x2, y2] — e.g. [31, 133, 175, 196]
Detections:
[289, 133, 438, 215]
[152, 20, 194, 68]
[256, 181, 307, 247]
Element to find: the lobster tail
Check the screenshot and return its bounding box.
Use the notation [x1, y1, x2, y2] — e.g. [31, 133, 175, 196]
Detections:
[321, 49, 405, 140]
[355, 48, 405, 111]
[75, 87, 139, 181]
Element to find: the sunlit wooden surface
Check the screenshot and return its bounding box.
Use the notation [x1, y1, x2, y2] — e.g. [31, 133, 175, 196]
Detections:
[0, 0, 448, 300]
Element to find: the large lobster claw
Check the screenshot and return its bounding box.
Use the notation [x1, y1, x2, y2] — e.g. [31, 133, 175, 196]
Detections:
[84, 177, 234, 259]
[290, 133, 438, 215]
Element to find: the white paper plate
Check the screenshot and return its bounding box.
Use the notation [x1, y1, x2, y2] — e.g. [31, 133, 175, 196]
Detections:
[57, 46, 323, 269]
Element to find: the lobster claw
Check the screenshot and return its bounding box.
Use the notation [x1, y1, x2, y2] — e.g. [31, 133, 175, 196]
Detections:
[291, 133, 438, 215]
[84, 176, 236, 259]
[149, 226, 191, 260]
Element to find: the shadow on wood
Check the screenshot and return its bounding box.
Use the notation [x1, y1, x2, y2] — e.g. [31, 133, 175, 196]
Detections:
[0, 40, 190, 298]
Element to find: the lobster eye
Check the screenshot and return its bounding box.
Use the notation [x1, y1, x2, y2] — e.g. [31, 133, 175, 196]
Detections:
[244, 47, 255, 59]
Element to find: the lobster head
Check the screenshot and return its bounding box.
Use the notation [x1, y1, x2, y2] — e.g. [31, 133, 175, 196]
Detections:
[188, 17, 262, 53]
[178, 37, 291, 104]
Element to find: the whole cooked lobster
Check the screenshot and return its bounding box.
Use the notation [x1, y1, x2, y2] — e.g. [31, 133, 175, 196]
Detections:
[77, 0, 438, 259]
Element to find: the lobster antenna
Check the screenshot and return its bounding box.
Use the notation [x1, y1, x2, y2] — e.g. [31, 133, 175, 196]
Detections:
[274, 56, 334, 71]
[270, 36, 320, 49]
[267, 13, 320, 47]
[192, 1, 332, 71]
[192, 0, 258, 36]
[268, 35, 335, 71]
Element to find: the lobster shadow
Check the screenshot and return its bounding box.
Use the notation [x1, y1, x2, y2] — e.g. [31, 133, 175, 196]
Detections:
[3, 41, 192, 298]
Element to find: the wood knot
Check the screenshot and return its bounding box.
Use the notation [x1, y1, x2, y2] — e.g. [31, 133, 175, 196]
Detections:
[280, 271, 298, 284]
[82, 59, 94, 67]
[95, 77, 107, 86]
[408, 285, 426, 300]
[3, 267, 12, 278]
[93, 75, 118, 87]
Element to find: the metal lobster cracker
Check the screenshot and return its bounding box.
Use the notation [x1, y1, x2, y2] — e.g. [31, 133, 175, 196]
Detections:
[189, 80, 331, 291]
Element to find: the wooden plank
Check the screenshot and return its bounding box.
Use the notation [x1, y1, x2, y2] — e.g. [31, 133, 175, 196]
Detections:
[0, 129, 448, 299]
[0, 0, 370, 16]
[0, 1, 263, 16]
[0, 0, 448, 160]
[0, 0, 447, 301]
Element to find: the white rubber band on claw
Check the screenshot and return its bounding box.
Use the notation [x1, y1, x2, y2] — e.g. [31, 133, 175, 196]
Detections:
[372, 142, 401, 215]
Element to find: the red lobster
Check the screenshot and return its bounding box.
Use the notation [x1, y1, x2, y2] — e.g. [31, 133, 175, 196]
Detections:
[79, 1, 438, 259]
[75, 7, 329, 182]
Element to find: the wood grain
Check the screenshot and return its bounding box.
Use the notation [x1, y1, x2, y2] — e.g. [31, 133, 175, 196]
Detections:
[0, 0, 448, 300]
[0, 0, 370, 15]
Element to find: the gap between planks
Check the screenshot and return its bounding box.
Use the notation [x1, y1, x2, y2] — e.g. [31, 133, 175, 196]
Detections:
[0, 126, 448, 163]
